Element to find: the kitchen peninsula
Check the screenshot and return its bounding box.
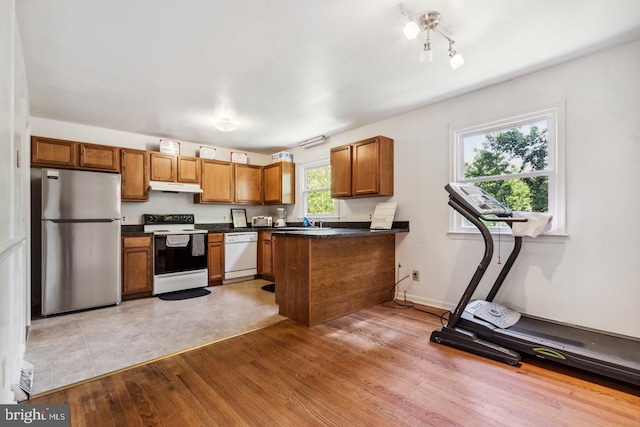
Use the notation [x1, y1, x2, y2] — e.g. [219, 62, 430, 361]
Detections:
[272, 225, 409, 326]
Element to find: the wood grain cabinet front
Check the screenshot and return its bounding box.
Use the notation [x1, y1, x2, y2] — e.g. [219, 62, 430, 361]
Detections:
[330, 135, 394, 198]
[234, 163, 262, 204]
[120, 148, 149, 201]
[31, 136, 77, 168]
[196, 159, 234, 203]
[31, 136, 121, 172]
[263, 162, 295, 205]
[177, 155, 201, 183]
[150, 152, 177, 182]
[258, 231, 273, 278]
[79, 143, 120, 172]
[207, 233, 225, 284]
[122, 236, 153, 299]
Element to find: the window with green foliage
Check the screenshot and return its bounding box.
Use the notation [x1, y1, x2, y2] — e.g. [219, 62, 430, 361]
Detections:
[451, 104, 565, 234]
[300, 159, 339, 218]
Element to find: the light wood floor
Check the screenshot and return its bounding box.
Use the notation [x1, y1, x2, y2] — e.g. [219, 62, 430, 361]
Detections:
[28, 303, 639, 426]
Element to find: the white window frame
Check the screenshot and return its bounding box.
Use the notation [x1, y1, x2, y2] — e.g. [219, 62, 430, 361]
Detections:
[298, 158, 339, 220]
[449, 102, 566, 236]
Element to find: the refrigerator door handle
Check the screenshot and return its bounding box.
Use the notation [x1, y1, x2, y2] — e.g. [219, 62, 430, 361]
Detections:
[45, 218, 119, 224]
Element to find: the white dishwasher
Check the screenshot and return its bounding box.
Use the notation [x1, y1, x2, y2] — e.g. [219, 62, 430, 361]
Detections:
[224, 232, 258, 282]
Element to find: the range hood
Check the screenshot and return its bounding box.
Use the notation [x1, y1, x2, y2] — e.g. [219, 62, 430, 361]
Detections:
[149, 181, 203, 193]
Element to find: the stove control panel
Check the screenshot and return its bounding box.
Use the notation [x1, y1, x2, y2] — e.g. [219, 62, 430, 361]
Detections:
[143, 214, 195, 225]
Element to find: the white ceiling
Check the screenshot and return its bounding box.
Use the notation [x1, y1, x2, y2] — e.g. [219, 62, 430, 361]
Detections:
[16, 0, 640, 154]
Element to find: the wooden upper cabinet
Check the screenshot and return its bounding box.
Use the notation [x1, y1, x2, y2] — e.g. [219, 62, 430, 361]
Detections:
[150, 152, 177, 182]
[79, 143, 120, 172]
[234, 163, 262, 204]
[31, 136, 121, 172]
[196, 159, 234, 203]
[121, 148, 149, 201]
[31, 136, 77, 167]
[177, 155, 200, 183]
[330, 145, 352, 198]
[331, 136, 394, 198]
[263, 162, 295, 205]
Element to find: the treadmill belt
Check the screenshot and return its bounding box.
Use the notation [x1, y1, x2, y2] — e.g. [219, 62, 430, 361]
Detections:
[507, 316, 640, 362]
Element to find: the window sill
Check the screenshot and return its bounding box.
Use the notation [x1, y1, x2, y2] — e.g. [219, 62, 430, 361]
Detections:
[446, 230, 568, 244]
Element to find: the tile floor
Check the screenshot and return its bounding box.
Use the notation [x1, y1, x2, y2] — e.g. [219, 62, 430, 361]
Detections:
[25, 279, 285, 396]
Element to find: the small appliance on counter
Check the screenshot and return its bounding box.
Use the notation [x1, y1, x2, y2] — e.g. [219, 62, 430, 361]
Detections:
[274, 208, 287, 228]
[251, 216, 272, 227]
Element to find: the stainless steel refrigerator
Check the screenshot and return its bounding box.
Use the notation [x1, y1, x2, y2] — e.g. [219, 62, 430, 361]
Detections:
[41, 168, 122, 316]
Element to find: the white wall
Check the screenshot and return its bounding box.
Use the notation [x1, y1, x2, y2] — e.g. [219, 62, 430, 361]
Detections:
[30, 41, 640, 338]
[1, 0, 31, 404]
[289, 40, 640, 338]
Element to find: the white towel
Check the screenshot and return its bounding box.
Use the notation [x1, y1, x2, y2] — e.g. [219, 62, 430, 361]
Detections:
[511, 212, 553, 237]
[166, 235, 190, 247]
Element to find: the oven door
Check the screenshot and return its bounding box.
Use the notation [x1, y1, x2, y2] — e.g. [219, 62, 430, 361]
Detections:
[153, 233, 207, 275]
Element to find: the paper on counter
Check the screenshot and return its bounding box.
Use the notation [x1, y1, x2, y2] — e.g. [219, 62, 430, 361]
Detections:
[370, 201, 397, 230]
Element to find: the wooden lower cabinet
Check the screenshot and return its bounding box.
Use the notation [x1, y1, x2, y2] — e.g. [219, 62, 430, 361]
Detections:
[207, 233, 225, 284]
[258, 231, 273, 279]
[122, 236, 153, 300]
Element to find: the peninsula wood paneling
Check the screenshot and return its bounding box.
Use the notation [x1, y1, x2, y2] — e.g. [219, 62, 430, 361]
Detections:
[274, 234, 394, 326]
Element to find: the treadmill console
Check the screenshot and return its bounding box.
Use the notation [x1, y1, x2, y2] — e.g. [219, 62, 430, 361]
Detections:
[445, 183, 511, 217]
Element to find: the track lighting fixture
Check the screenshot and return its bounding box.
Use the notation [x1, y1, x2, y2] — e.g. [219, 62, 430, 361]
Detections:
[402, 9, 464, 69]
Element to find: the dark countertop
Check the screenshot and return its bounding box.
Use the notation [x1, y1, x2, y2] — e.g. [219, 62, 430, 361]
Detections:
[269, 227, 408, 239]
[121, 221, 409, 238]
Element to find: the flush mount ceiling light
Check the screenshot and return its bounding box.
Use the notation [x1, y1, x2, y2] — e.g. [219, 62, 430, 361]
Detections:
[402, 9, 464, 70]
[214, 106, 238, 132]
[214, 117, 237, 132]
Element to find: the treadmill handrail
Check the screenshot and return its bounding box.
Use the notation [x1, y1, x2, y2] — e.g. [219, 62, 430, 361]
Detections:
[446, 195, 524, 328]
[479, 215, 528, 223]
[447, 197, 494, 328]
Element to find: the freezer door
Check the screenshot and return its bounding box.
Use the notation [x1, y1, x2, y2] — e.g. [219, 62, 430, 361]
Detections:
[42, 220, 121, 316]
[42, 168, 121, 220]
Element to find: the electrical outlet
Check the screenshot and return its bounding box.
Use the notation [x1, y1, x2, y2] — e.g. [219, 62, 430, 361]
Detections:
[412, 270, 420, 281]
[122, 215, 126, 223]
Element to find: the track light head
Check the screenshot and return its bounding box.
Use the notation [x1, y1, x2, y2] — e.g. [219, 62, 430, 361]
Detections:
[448, 40, 464, 69]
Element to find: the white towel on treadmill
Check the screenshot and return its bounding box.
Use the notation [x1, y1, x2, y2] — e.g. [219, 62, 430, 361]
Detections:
[511, 212, 553, 237]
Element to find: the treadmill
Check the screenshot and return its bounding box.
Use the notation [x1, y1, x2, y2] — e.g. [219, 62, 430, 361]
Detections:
[430, 183, 640, 386]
